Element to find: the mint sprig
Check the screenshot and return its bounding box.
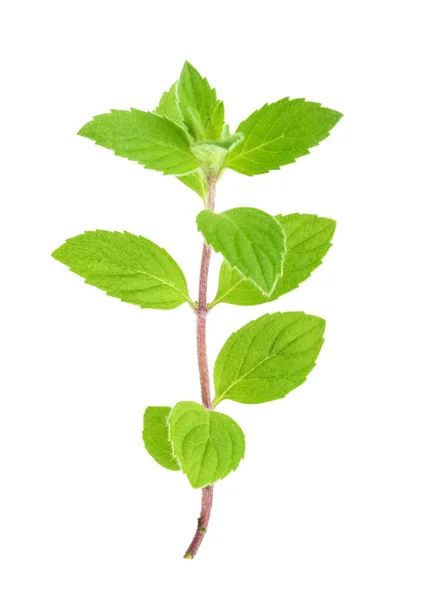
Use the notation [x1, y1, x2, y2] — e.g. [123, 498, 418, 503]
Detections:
[52, 61, 342, 559]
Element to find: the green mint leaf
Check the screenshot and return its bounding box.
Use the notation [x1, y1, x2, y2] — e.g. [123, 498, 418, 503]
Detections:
[78, 109, 199, 175]
[213, 312, 325, 405]
[197, 208, 286, 296]
[211, 213, 336, 306]
[52, 230, 193, 310]
[155, 81, 185, 130]
[225, 98, 343, 175]
[177, 171, 207, 201]
[155, 81, 208, 199]
[178, 61, 224, 141]
[142, 407, 180, 471]
[168, 401, 245, 488]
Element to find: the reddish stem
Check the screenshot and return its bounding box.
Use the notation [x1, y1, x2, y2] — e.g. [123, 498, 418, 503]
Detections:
[184, 176, 216, 559]
[183, 485, 214, 559]
[196, 243, 212, 410]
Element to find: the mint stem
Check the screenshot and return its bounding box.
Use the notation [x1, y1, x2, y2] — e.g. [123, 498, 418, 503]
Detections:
[183, 485, 214, 559]
[196, 242, 212, 410]
[184, 175, 216, 559]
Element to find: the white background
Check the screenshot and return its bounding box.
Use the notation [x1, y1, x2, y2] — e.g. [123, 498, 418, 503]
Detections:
[1, 1, 420, 598]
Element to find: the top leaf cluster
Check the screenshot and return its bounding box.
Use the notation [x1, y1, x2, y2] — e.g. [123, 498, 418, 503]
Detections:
[54, 60, 342, 312]
[78, 61, 342, 199]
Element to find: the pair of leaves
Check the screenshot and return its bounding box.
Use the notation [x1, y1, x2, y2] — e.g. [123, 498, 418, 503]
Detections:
[51, 230, 193, 310]
[155, 62, 233, 197]
[51, 213, 335, 311]
[197, 210, 335, 300]
[78, 61, 342, 200]
[143, 402, 245, 488]
[143, 310, 325, 486]
[156, 62, 225, 142]
[211, 213, 336, 306]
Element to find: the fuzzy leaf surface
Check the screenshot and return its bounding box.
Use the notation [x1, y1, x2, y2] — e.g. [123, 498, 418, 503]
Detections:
[168, 401, 245, 488]
[190, 133, 245, 173]
[214, 312, 326, 405]
[225, 98, 342, 175]
[78, 109, 199, 175]
[197, 208, 286, 296]
[142, 407, 180, 471]
[52, 230, 192, 309]
[177, 61, 224, 141]
[212, 213, 336, 306]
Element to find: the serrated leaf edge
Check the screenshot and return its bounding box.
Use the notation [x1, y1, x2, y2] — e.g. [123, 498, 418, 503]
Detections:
[226, 98, 343, 175]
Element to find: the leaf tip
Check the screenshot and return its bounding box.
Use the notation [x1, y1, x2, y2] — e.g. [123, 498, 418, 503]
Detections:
[51, 245, 64, 262]
[181, 60, 197, 75]
[77, 120, 93, 139]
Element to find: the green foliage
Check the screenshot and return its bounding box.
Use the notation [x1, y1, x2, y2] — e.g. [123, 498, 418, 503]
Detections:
[155, 81, 184, 129]
[78, 109, 199, 175]
[213, 312, 326, 405]
[77, 63, 342, 188]
[51, 230, 193, 309]
[197, 208, 286, 296]
[155, 80, 208, 199]
[54, 62, 342, 556]
[177, 61, 224, 141]
[142, 407, 180, 471]
[225, 98, 343, 175]
[211, 213, 336, 306]
[168, 401, 245, 488]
